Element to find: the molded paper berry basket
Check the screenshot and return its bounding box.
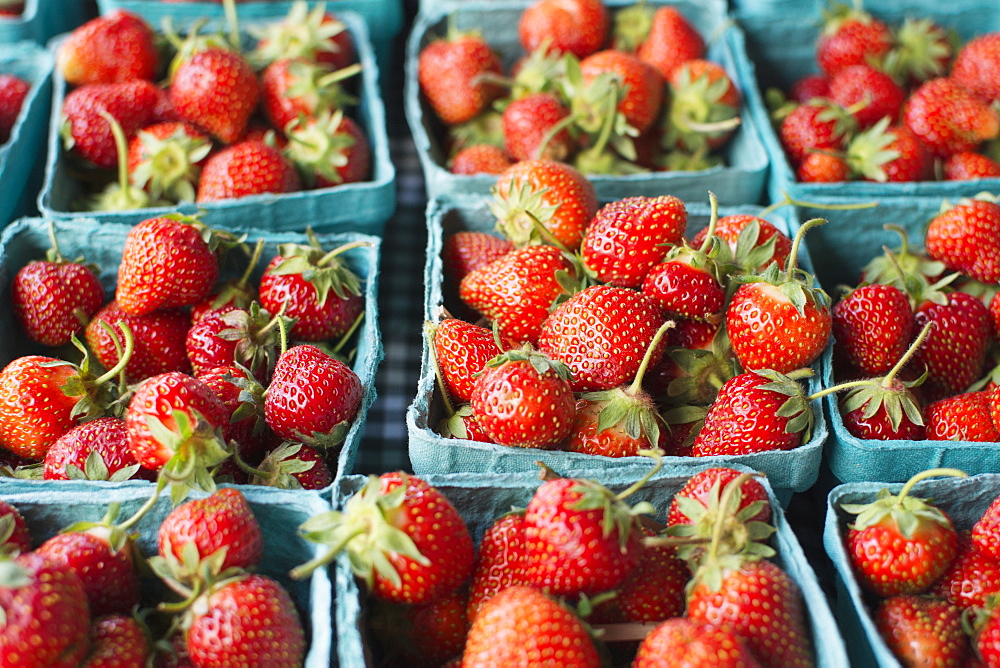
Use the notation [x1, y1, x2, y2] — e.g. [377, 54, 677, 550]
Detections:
[94, 0, 403, 80]
[0, 41, 51, 228]
[0, 216, 384, 487]
[821, 345, 1000, 484]
[404, 0, 769, 206]
[37, 11, 396, 236]
[335, 466, 849, 668]
[405, 194, 829, 497]
[0, 479, 335, 667]
[824, 473, 1000, 667]
[731, 0, 1000, 287]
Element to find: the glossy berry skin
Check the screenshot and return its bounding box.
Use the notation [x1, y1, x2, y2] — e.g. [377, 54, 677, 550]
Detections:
[903, 78, 1000, 158]
[828, 64, 905, 130]
[501, 92, 574, 163]
[816, 15, 891, 78]
[872, 125, 933, 182]
[692, 214, 792, 274]
[925, 391, 1000, 442]
[518, 0, 608, 59]
[667, 467, 772, 529]
[972, 492, 1000, 559]
[950, 33, 1000, 104]
[779, 102, 852, 165]
[467, 513, 528, 622]
[875, 595, 967, 667]
[433, 318, 511, 404]
[796, 152, 849, 182]
[0, 499, 31, 554]
[36, 531, 141, 617]
[159, 487, 264, 573]
[580, 49, 664, 133]
[196, 140, 301, 202]
[634, 618, 762, 668]
[944, 151, 1000, 180]
[12, 257, 104, 347]
[171, 47, 260, 144]
[43, 417, 145, 481]
[392, 588, 470, 667]
[926, 198, 1000, 284]
[930, 532, 1000, 610]
[56, 10, 157, 86]
[86, 301, 193, 384]
[462, 586, 600, 667]
[186, 574, 305, 668]
[0, 355, 79, 460]
[418, 32, 503, 126]
[637, 6, 705, 79]
[450, 144, 513, 175]
[840, 379, 925, 441]
[832, 283, 914, 376]
[913, 292, 993, 400]
[642, 261, 724, 320]
[61, 79, 160, 168]
[441, 231, 513, 284]
[600, 537, 688, 623]
[0, 552, 90, 667]
[84, 614, 150, 668]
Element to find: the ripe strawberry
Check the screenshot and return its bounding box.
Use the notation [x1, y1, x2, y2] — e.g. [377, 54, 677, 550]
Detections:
[116, 214, 228, 316]
[462, 585, 600, 666]
[691, 214, 793, 275]
[944, 151, 1000, 180]
[789, 74, 830, 103]
[832, 282, 914, 376]
[539, 284, 667, 392]
[257, 235, 366, 342]
[846, 119, 932, 182]
[251, 4, 354, 71]
[913, 291, 993, 399]
[170, 46, 259, 144]
[974, 601, 1000, 666]
[642, 258, 725, 321]
[815, 6, 891, 77]
[61, 79, 160, 168]
[667, 467, 772, 539]
[842, 468, 962, 597]
[249, 442, 333, 490]
[501, 91, 574, 163]
[263, 344, 363, 450]
[827, 64, 905, 130]
[470, 344, 575, 449]
[56, 10, 157, 86]
[581, 195, 686, 287]
[196, 139, 301, 202]
[83, 614, 150, 668]
[664, 59, 741, 153]
[925, 391, 1000, 442]
[86, 301, 193, 383]
[950, 32, 1000, 104]
[185, 305, 284, 381]
[518, 0, 608, 59]
[260, 58, 356, 134]
[0, 500, 31, 555]
[0, 73, 28, 144]
[839, 374, 926, 441]
[37, 529, 141, 616]
[43, 417, 145, 481]
[635, 5, 705, 79]
[926, 197, 1000, 283]
[580, 49, 663, 134]
[779, 99, 855, 166]
[459, 244, 575, 344]
[874, 595, 968, 667]
[127, 121, 212, 202]
[593, 528, 688, 623]
[12, 230, 104, 347]
[432, 318, 511, 404]
[0, 355, 81, 460]
[467, 513, 527, 622]
[185, 574, 305, 667]
[930, 531, 1000, 610]
[490, 159, 597, 250]
[441, 231, 514, 284]
[449, 143, 513, 175]
[903, 78, 1000, 158]
[418, 27, 503, 126]
[797, 151, 849, 182]
[284, 109, 371, 187]
[0, 552, 90, 667]
[159, 487, 264, 574]
[634, 618, 761, 667]
[374, 588, 469, 667]
[972, 491, 1000, 559]
[295, 472, 474, 604]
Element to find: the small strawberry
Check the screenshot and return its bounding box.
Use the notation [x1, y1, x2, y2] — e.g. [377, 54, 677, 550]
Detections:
[926, 197, 1000, 284]
[83, 614, 150, 668]
[874, 595, 968, 667]
[284, 109, 371, 188]
[579, 49, 664, 134]
[667, 467, 772, 541]
[418, 25, 503, 126]
[950, 32, 1000, 104]
[56, 10, 158, 85]
[845, 119, 933, 183]
[815, 3, 891, 77]
[634, 618, 761, 667]
[663, 59, 742, 153]
[903, 78, 1000, 158]
[127, 121, 212, 202]
[925, 391, 1000, 442]
[501, 91, 575, 163]
[0, 73, 28, 144]
[185, 304, 286, 381]
[797, 151, 849, 182]
[196, 139, 302, 202]
[518, 0, 608, 60]
[779, 99, 856, 166]
[634, 5, 705, 79]
[61, 79, 160, 169]
[789, 74, 830, 103]
[170, 45, 260, 144]
[43, 417, 145, 481]
[449, 143, 513, 175]
[593, 527, 688, 623]
[467, 512, 528, 622]
[86, 301, 193, 383]
[691, 213, 792, 275]
[913, 290, 993, 399]
[249, 442, 333, 490]
[260, 58, 358, 134]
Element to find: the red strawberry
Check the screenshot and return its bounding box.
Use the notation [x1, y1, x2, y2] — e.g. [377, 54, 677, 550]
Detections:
[441, 231, 514, 284]
[61, 79, 160, 168]
[691, 213, 793, 275]
[284, 109, 371, 188]
[944, 151, 1000, 180]
[789, 74, 830, 103]
[170, 46, 260, 144]
[251, 4, 354, 71]
[449, 143, 513, 175]
[594, 528, 688, 623]
[925, 391, 999, 442]
[581, 195, 686, 287]
[467, 513, 528, 622]
[827, 64, 905, 130]
[779, 99, 855, 166]
[839, 375, 926, 441]
[797, 151, 849, 182]
[159, 487, 264, 573]
[972, 491, 1000, 559]
[43, 417, 145, 481]
[127, 121, 212, 202]
[56, 10, 157, 85]
[636, 6, 705, 79]
[36, 529, 141, 616]
[832, 282, 914, 376]
[634, 618, 762, 667]
[86, 301, 193, 383]
[580, 49, 664, 134]
[874, 595, 968, 667]
[0, 500, 30, 555]
[249, 442, 333, 490]
[930, 531, 1000, 610]
[83, 614, 150, 668]
[263, 344, 363, 450]
[461, 586, 600, 666]
[664, 59, 741, 152]
[418, 27, 503, 126]
[667, 467, 772, 537]
[950, 32, 1000, 104]
[842, 469, 962, 597]
[432, 318, 512, 404]
[926, 197, 1000, 284]
[12, 229, 104, 347]
[846, 119, 933, 182]
[196, 139, 301, 202]
[975, 601, 1000, 666]
[815, 6, 891, 77]
[0, 73, 28, 143]
[185, 574, 305, 667]
[501, 91, 574, 163]
[260, 58, 356, 134]
[518, 0, 608, 59]
[0, 552, 90, 667]
[642, 259, 725, 321]
[913, 291, 993, 399]
[903, 78, 1000, 158]
[470, 344, 575, 449]
[0, 355, 81, 460]
[185, 306, 284, 381]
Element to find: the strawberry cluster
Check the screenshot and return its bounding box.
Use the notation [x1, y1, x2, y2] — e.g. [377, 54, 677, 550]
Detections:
[3, 214, 369, 494]
[55, 3, 370, 211]
[839, 469, 1000, 665]
[0, 487, 307, 665]
[830, 197, 1000, 443]
[310, 466, 813, 665]
[773, 2, 1000, 183]
[417, 0, 741, 178]
[432, 160, 832, 460]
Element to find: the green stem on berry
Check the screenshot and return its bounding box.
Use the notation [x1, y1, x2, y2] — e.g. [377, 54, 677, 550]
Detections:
[276, 312, 290, 357]
[523, 209, 572, 253]
[894, 468, 967, 503]
[426, 321, 456, 417]
[579, 80, 622, 160]
[331, 311, 365, 356]
[316, 240, 371, 268]
[614, 448, 664, 502]
[290, 525, 368, 580]
[705, 471, 758, 562]
[93, 321, 134, 386]
[757, 189, 879, 218]
[532, 110, 581, 162]
[229, 443, 270, 481]
[45, 220, 65, 263]
[696, 191, 720, 254]
[116, 487, 163, 532]
[236, 238, 265, 287]
[880, 321, 933, 388]
[679, 115, 741, 135]
[222, 0, 240, 52]
[317, 62, 363, 87]
[98, 110, 145, 210]
[784, 217, 825, 280]
[627, 320, 675, 396]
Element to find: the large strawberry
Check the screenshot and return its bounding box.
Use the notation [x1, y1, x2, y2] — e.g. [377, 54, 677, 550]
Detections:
[418, 25, 503, 126]
[56, 10, 158, 85]
[170, 45, 260, 144]
[832, 282, 914, 376]
[634, 618, 761, 667]
[196, 139, 302, 202]
[930, 531, 1000, 611]
[815, 3, 891, 77]
[903, 78, 1000, 158]
[43, 417, 145, 482]
[518, 0, 608, 59]
[61, 79, 160, 169]
[86, 301, 193, 383]
[924, 391, 999, 442]
[874, 595, 968, 667]
[259, 58, 357, 134]
[579, 49, 664, 134]
[827, 63, 904, 130]
[925, 196, 1000, 284]
[431, 318, 512, 404]
[501, 91, 575, 163]
[284, 110, 371, 188]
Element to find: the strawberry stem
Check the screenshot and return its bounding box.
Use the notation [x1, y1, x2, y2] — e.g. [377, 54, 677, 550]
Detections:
[627, 320, 675, 395]
[758, 189, 879, 218]
[895, 468, 967, 502]
[532, 111, 578, 161]
[116, 487, 163, 531]
[317, 240, 371, 267]
[330, 311, 365, 356]
[289, 525, 367, 580]
[880, 321, 932, 388]
[614, 449, 663, 502]
[98, 109, 144, 210]
[45, 220, 65, 263]
[93, 321, 134, 386]
[236, 238, 265, 287]
[222, 0, 240, 53]
[706, 471, 758, 562]
[697, 191, 720, 254]
[426, 321, 456, 417]
[524, 209, 571, 253]
[784, 217, 825, 280]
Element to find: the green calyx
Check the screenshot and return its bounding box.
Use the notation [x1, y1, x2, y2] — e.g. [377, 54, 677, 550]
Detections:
[250, 1, 349, 68]
[483, 342, 573, 382]
[846, 117, 901, 182]
[248, 442, 316, 489]
[663, 65, 740, 153]
[611, 3, 654, 51]
[148, 409, 232, 505]
[130, 125, 212, 203]
[882, 17, 953, 83]
[489, 175, 561, 247]
[268, 230, 368, 307]
[284, 109, 358, 186]
[215, 302, 290, 380]
[753, 368, 816, 437]
[841, 468, 967, 537]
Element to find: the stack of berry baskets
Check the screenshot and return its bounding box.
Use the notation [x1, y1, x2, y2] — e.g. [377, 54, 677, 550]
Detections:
[37, 6, 395, 236]
[824, 471, 1000, 667]
[407, 180, 831, 502]
[405, 0, 770, 206]
[0, 216, 383, 493]
[91, 0, 403, 85]
[732, 0, 1000, 286]
[0, 40, 50, 227]
[332, 465, 848, 666]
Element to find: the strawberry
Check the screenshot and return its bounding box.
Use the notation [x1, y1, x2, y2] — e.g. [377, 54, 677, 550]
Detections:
[842, 468, 963, 597]
[185, 305, 284, 381]
[470, 344, 575, 449]
[950, 32, 1000, 104]
[263, 344, 363, 450]
[846, 119, 932, 183]
[86, 301, 193, 383]
[518, 0, 608, 59]
[579, 49, 664, 134]
[779, 99, 855, 166]
[158, 487, 264, 574]
[874, 595, 968, 667]
[0, 0, 22, 16]
[903, 78, 1000, 158]
[667, 467, 772, 541]
[797, 151, 849, 182]
[594, 528, 688, 623]
[691, 213, 792, 275]
[259, 58, 356, 134]
[43, 417, 145, 481]
[663, 59, 742, 153]
[975, 601, 1000, 666]
[12, 227, 104, 347]
[635, 5, 705, 79]
[170, 45, 260, 144]
[294, 472, 475, 605]
[839, 371, 926, 441]
[432, 318, 512, 404]
[580, 195, 686, 287]
[467, 513, 527, 622]
[61, 79, 160, 169]
[196, 139, 301, 202]
[249, 442, 333, 490]
[257, 235, 366, 342]
[930, 531, 1000, 610]
[0, 552, 90, 667]
[441, 231, 514, 284]
[459, 244, 575, 344]
[373, 589, 469, 667]
[127, 121, 212, 202]
[185, 574, 305, 667]
[501, 91, 575, 163]
[926, 197, 1000, 284]
[462, 585, 600, 666]
[944, 151, 1000, 180]
[642, 258, 725, 321]
[284, 109, 371, 187]
[189, 239, 264, 324]
[972, 491, 1000, 559]
[0, 73, 28, 144]
[925, 391, 1000, 442]
[913, 291, 993, 399]
[789, 74, 830, 103]
[449, 143, 513, 175]
[56, 10, 158, 86]
[0, 356, 83, 460]
[832, 282, 914, 376]
[634, 618, 762, 667]
[490, 159, 597, 250]
[827, 64, 905, 130]
[815, 4, 891, 77]
[251, 4, 354, 71]
[418, 26, 503, 126]
[83, 614, 150, 668]
[116, 214, 231, 316]
[0, 500, 30, 555]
